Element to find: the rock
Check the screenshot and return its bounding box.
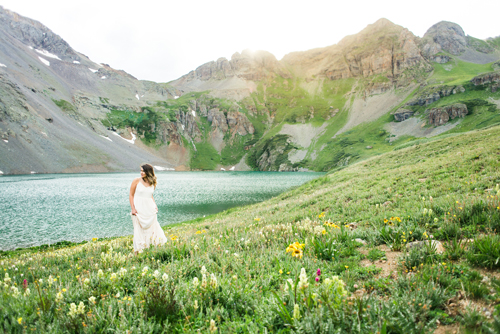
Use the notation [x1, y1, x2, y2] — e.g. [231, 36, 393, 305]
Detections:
[393, 108, 414, 122]
[407, 85, 463, 107]
[428, 103, 468, 126]
[470, 71, 500, 86]
[430, 55, 450, 63]
[207, 108, 228, 133]
[421, 21, 467, 56]
[406, 240, 445, 254]
[366, 146, 372, 149]
[46, 118, 53, 123]
[226, 111, 255, 136]
[354, 238, 367, 245]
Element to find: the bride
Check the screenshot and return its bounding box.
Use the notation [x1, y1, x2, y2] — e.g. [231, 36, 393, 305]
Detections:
[129, 164, 167, 253]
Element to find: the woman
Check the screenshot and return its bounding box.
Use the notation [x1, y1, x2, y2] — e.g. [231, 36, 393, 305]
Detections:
[129, 164, 167, 253]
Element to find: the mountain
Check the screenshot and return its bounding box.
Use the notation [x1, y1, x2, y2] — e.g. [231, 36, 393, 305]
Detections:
[1, 8, 499, 175]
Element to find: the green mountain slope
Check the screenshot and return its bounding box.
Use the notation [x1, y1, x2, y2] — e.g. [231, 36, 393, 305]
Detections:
[3, 124, 500, 332]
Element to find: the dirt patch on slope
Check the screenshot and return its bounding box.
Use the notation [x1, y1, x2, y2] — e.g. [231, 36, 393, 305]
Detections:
[385, 118, 459, 141]
[279, 123, 327, 148]
[335, 87, 415, 136]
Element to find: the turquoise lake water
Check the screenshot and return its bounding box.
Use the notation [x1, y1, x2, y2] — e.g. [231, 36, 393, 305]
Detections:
[0, 172, 323, 250]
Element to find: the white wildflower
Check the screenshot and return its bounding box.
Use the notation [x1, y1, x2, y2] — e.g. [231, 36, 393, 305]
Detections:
[298, 268, 308, 289]
[293, 304, 301, 320]
[193, 277, 199, 287]
[89, 296, 96, 304]
[209, 319, 217, 333]
[162, 273, 169, 281]
[201, 266, 207, 275]
[210, 273, 217, 288]
[153, 270, 161, 279]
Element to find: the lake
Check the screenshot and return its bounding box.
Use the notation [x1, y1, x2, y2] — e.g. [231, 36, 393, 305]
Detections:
[0, 171, 323, 250]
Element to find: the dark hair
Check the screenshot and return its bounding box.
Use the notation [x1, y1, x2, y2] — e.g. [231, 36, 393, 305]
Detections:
[141, 164, 157, 187]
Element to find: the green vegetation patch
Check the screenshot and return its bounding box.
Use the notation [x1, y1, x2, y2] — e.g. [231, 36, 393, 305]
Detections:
[190, 141, 220, 170]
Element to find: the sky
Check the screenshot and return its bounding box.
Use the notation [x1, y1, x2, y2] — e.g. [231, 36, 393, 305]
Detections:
[2, 0, 499, 83]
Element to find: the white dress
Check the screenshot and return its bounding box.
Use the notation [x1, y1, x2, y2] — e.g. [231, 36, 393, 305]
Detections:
[132, 182, 167, 252]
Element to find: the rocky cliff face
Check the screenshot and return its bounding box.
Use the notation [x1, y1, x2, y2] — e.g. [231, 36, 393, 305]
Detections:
[470, 72, 500, 86]
[420, 21, 467, 56]
[281, 19, 431, 87]
[428, 103, 468, 126]
[406, 85, 465, 107]
[172, 50, 290, 91]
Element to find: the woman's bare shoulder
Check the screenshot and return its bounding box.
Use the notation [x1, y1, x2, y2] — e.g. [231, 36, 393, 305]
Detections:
[131, 177, 141, 185]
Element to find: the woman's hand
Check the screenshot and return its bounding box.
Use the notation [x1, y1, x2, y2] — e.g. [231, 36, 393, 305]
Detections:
[131, 208, 138, 216]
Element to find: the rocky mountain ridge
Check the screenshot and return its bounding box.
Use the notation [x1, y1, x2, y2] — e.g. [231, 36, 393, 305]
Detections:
[1, 6, 499, 174]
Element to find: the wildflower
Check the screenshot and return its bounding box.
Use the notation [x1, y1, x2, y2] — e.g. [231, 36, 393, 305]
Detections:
[201, 266, 207, 275]
[115, 292, 120, 298]
[232, 275, 238, 280]
[56, 292, 64, 302]
[293, 304, 301, 320]
[48, 275, 54, 286]
[92, 238, 98, 242]
[423, 208, 428, 215]
[434, 218, 438, 223]
[317, 269, 321, 276]
[284, 278, 294, 292]
[209, 319, 217, 333]
[119, 268, 127, 276]
[89, 296, 96, 304]
[162, 273, 168, 281]
[4, 273, 11, 284]
[194, 300, 198, 309]
[428, 209, 433, 216]
[201, 274, 207, 288]
[98, 269, 104, 278]
[68, 303, 78, 317]
[193, 277, 199, 287]
[170, 235, 178, 241]
[22, 279, 28, 290]
[279, 269, 283, 274]
[83, 278, 90, 286]
[345, 266, 349, 269]
[210, 273, 217, 288]
[11, 286, 20, 298]
[315, 277, 319, 282]
[24, 288, 30, 297]
[298, 268, 308, 289]
[153, 270, 161, 279]
[17, 317, 22, 325]
[254, 218, 261, 222]
[110, 273, 117, 280]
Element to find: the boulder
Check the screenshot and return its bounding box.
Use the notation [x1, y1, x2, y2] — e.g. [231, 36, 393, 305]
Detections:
[393, 108, 414, 122]
[406, 240, 445, 254]
[428, 103, 468, 126]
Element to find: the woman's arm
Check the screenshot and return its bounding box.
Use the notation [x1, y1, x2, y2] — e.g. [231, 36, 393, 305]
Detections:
[129, 178, 140, 215]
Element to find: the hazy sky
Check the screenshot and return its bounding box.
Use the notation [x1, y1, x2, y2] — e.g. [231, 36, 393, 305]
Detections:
[2, 0, 499, 82]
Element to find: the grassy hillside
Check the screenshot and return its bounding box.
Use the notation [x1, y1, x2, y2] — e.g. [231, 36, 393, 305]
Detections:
[2, 125, 500, 333]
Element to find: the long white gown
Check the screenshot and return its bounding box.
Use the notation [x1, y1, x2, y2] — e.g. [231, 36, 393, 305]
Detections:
[131, 182, 167, 252]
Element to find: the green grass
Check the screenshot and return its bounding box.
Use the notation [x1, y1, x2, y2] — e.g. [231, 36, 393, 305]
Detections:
[3, 125, 500, 332]
[52, 99, 77, 114]
[189, 142, 220, 170]
[429, 58, 495, 86]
